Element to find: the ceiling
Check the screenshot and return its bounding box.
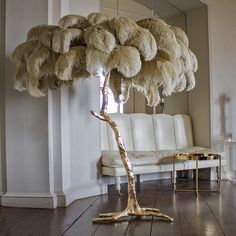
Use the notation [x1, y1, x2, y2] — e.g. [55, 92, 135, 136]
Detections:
[165, 0, 205, 12]
[135, 0, 206, 19]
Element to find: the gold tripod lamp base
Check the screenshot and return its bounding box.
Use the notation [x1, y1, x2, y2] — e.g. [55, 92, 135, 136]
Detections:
[91, 74, 173, 224]
[93, 207, 173, 223]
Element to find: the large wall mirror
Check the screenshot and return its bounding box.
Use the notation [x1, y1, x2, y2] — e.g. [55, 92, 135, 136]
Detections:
[101, 0, 210, 147]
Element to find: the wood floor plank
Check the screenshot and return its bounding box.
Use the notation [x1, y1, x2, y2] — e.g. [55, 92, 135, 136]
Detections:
[0, 208, 56, 236]
[30, 196, 99, 236]
[0, 207, 37, 233]
[179, 193, 224, 236]
[202, 190, 236, 235]
[0, 179, 235, 236]
[92, 196, 131, 236]
[63, 194, 127, 236]
[220, 180, 236, 211]
[124, 181, 157, 236]
[151, 179, 183, 236]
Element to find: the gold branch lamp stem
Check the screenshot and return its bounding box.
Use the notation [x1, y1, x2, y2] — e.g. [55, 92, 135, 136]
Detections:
[91, 72, 173, 223]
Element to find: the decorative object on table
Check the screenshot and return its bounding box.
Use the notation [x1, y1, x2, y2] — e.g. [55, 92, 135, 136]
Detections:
[173, 153, 221, 195]
[12, 12, 198, 223]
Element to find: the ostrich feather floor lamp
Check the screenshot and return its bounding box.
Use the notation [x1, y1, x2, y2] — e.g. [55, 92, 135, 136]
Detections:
[12, 12, 198, 223]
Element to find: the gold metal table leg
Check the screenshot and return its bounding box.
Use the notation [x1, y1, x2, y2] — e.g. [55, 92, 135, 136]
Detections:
[217, 156, 222, 192]
[196, 157, 199, 195]
[173, 156, 176, 191]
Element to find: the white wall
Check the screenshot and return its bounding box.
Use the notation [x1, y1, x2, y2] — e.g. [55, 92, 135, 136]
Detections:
[187, 6, 211, 147]
[0, 0, 5, 194]
[208, 0, 236, 141]
[4, 0, 50, 194]
[207, 0, 236, 174]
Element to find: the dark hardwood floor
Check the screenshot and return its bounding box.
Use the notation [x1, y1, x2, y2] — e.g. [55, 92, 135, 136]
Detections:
[1, 179, 236, 236]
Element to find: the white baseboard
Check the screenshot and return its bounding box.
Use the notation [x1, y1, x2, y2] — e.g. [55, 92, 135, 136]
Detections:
[1, 192, 57, 208]
[0, 182, 107, 208]
[56, 182, 108, 207]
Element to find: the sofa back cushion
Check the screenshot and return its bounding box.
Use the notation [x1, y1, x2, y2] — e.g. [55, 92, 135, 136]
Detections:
[174, 114, 194, 149]
[130, 114, 156, 151]
[100, 113, 194, 151]
[152, 114, 177, 150]
[107, 113, 134, 151]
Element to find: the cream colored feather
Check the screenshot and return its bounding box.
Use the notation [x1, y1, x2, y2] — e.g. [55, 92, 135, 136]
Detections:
[132, 57, 176, 103]
[55, 46, 89, 81]
[109, 17, 139, 45]
[27, 25, 60, 49]
[108, 17, 157, 61]
[185, 71, 195, 91]
[189, 50, 198, 73]
[13, 62, 28, 91]
[52, 28, 83, 53]
[145, 86, 161, 107]
[137, 18, 168, 28]
[109, 70, 132, 103]
[25, 74, 46, 97]
[127, 28, 157, 61]
[12, 40, 40, 62]
[109, 46, 141, 78]
[86, 47, 110, 78]
[26, 47, 51, 77]
[137, 19, 181, 60]
[170, 26, 189, 47]
[88, 12, 109, 25]
[58, 14, 90, 30]
[84, 25, 116, 54]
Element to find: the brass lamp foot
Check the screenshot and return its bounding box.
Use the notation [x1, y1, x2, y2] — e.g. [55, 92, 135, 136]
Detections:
[93, 207, 173, 223]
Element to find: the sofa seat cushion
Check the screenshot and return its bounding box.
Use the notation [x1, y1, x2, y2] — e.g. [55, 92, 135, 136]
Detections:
[102, 151, 158, 167]
[179, 146, 211, 153]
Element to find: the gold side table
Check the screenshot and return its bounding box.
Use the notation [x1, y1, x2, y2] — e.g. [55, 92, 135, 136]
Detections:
[173, 153, 222, 195]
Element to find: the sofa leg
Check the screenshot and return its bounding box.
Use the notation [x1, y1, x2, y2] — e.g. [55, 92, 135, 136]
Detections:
[137, 174, 140, 184]
[115, 176, 121, 195]
[171, 171, 177, 184]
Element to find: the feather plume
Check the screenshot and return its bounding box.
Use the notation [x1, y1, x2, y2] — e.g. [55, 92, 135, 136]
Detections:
[88, 12, 109, 25]
[27, 25, 60, 49]
[26, 47, 51, 77]
[109, 46, 141, 78]
[109, 17, 139, 45]
[58, 14, 90, 30]
[84, 25, 116, 54]
[86, 47, 110, 78]
[55, 46, 89, 81]
[109, 70, 132, 103]
[13, 62, 28, 91]
[127, 28, 157, 61]
[170, 26, 189, 47]
[12, 40, 40, 62]
[52, 28, 83, 53]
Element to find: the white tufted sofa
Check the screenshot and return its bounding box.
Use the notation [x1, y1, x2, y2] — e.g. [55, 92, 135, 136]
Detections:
[101, 113, 225, 192]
